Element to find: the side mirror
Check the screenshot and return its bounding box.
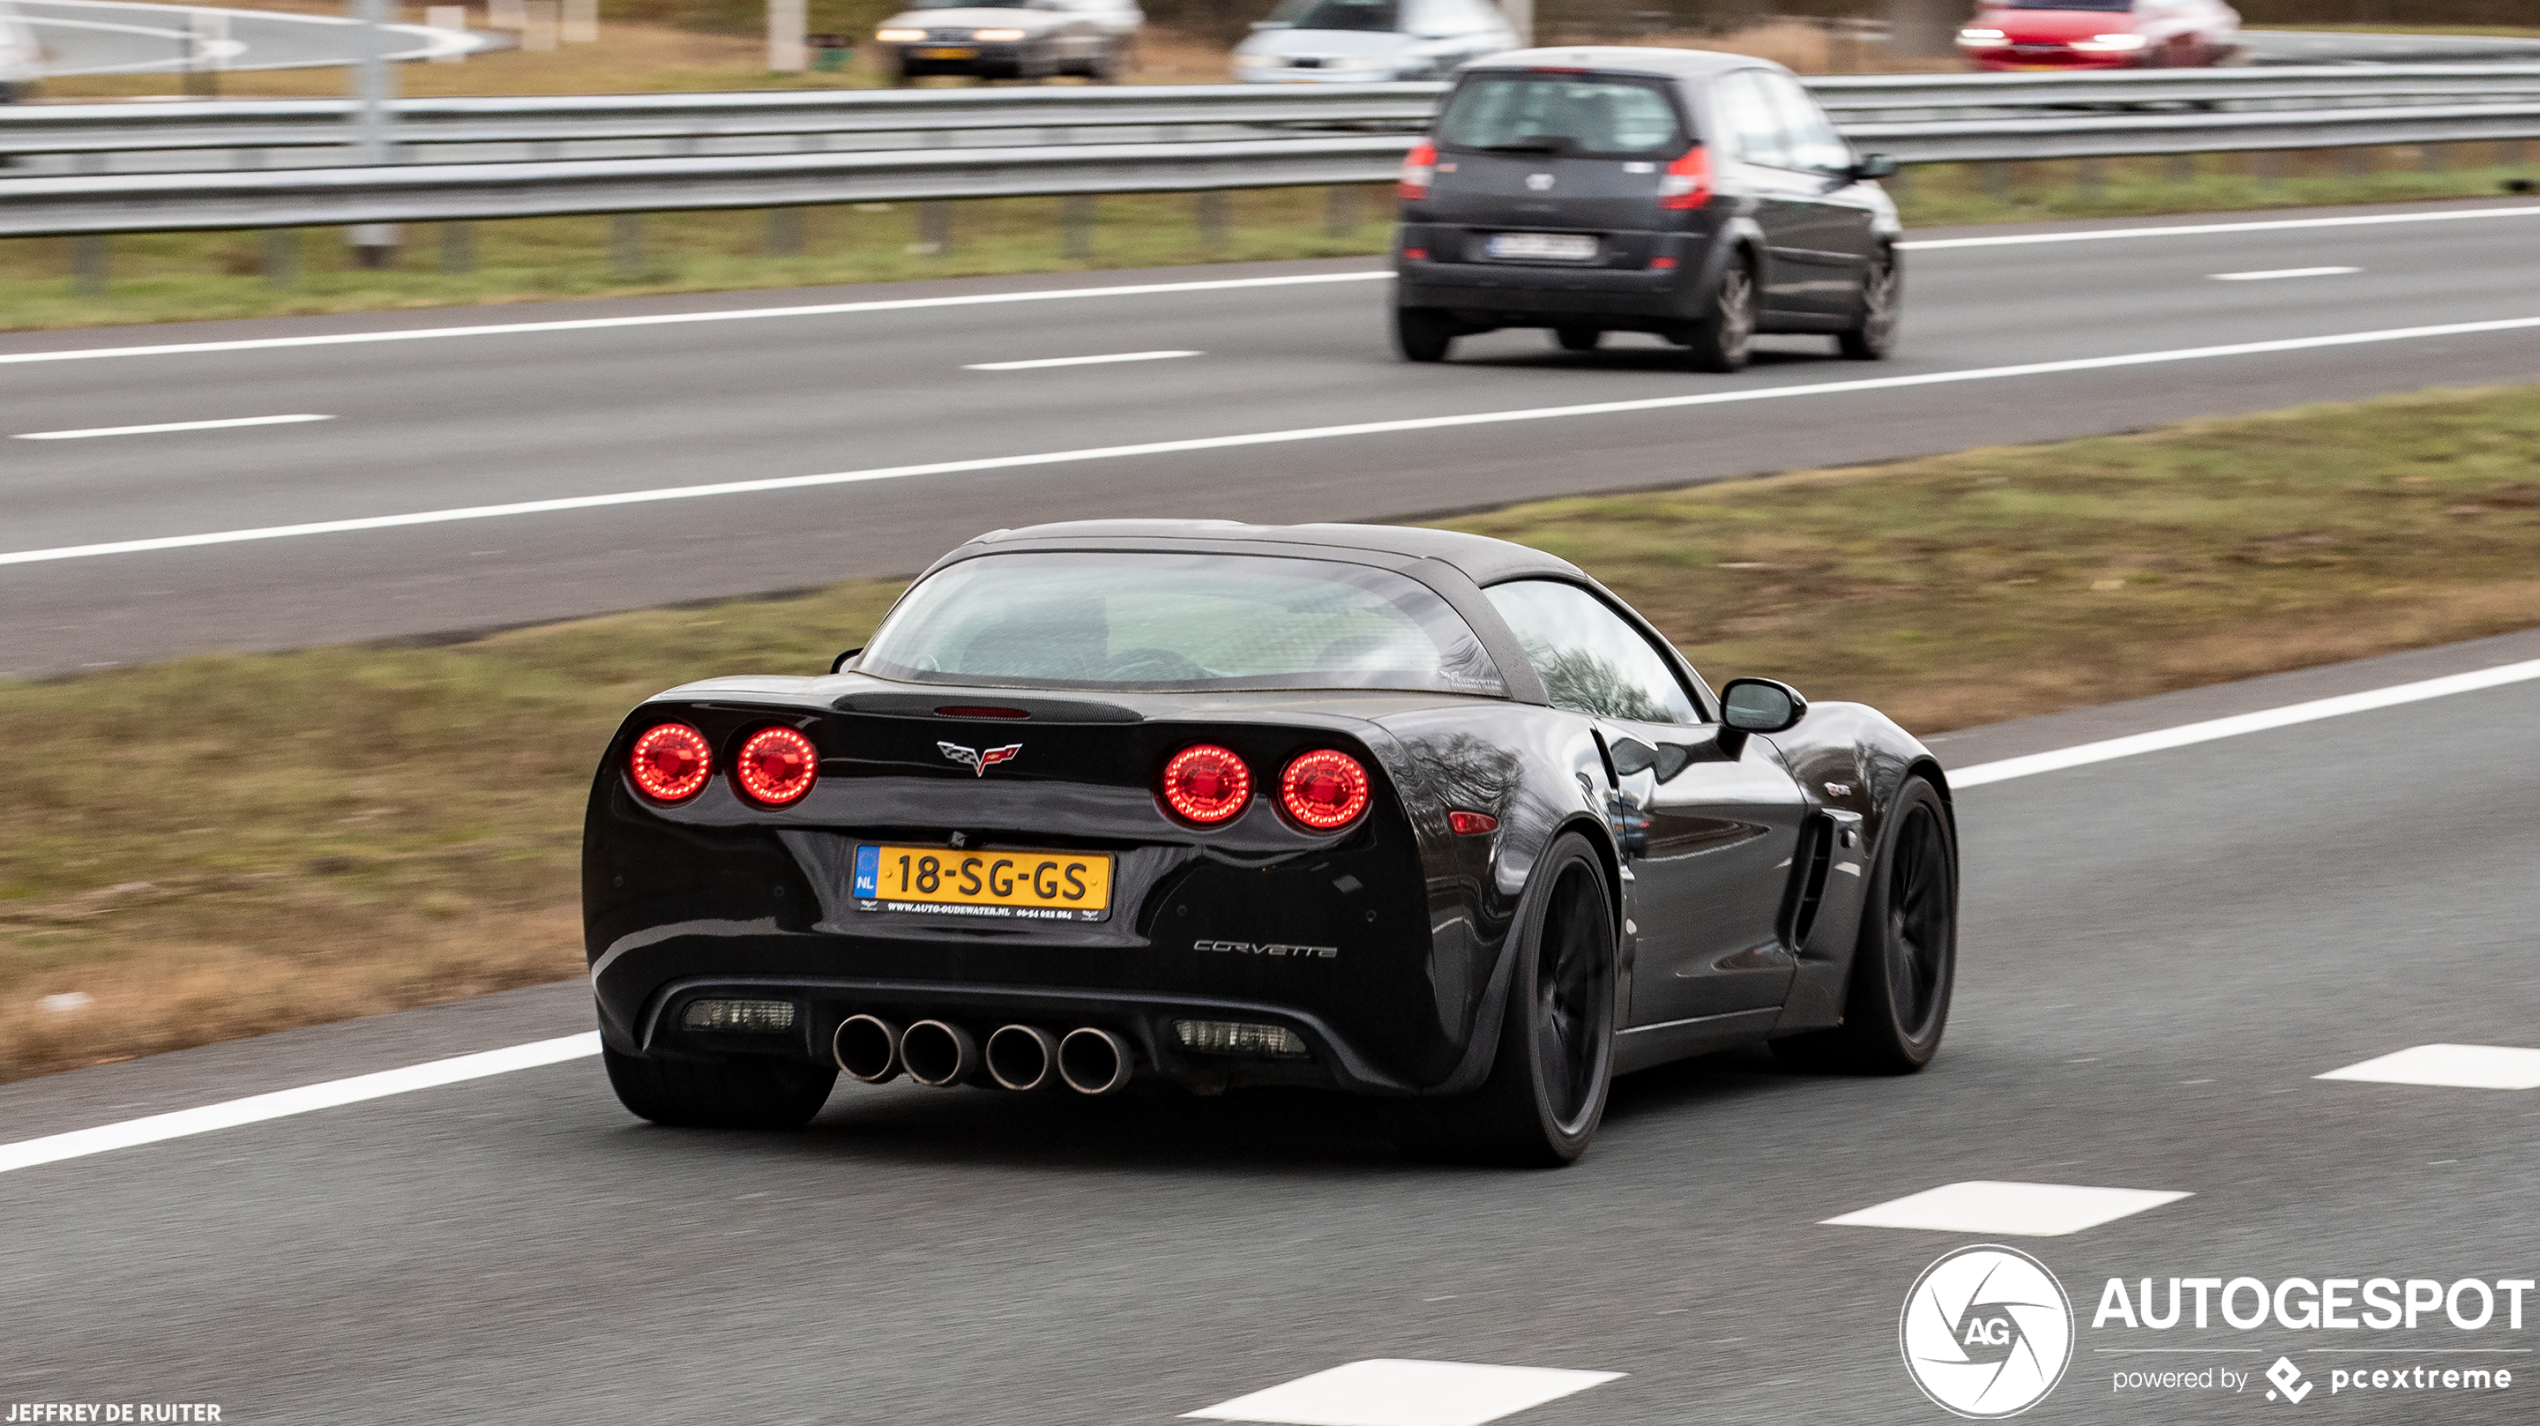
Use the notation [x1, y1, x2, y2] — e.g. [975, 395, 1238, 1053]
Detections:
[829, 646, 863, 675]
[1851, 153, 1899, 181]
[1720, 677, 1807, 734]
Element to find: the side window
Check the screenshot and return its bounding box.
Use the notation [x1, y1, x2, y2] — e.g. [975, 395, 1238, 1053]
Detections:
[1483, 580, 1700, 725]
[1757, 70, 1850, 174]
[1713, 70, 1788, 171]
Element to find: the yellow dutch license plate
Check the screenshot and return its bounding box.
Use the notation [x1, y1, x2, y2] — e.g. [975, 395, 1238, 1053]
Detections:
[852, 844, 1113, 921]
[915, 46, 977, 58]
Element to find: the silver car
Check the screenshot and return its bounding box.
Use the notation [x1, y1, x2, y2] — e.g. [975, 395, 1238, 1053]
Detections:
[874, 0, 1142, 83]
[1234, 0, 1518, 83]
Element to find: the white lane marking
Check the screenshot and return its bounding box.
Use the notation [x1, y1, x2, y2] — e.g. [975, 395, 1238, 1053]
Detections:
[11, 312, 2540, 571]
[14, 413, 333, 441]
[1184, 1360, 1624, 1426]
[0, 273, 1393, 368]
[1900, 204, 2540, 252]
[0, 1032, 598, 1176]
[2209, 266, 2362, 282]
[2319, 1044, 2540, 1090]
[1949, 656, 2540, 788]
[965, 349, 1200, 371]
[1823, 1181, 2192, 1237]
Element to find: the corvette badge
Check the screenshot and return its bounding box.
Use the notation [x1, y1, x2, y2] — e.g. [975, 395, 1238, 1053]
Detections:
[940, 741, 1022, 776]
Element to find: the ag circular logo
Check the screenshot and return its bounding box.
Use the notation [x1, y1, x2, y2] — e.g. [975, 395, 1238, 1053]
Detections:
[1899, 1245, 2074, 1418]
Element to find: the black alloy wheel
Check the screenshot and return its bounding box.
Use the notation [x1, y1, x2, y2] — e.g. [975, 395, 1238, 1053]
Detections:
[1771, 776, 1957, 1073]
[1837, 253, 1899, 361]
[1684, 254, 1755, 373]
[1395, 306, 1457, 363]
[1554, 327, 1602, 352]
[603, 1046, 837, 1129]
[1393, 832, 1617, 1166]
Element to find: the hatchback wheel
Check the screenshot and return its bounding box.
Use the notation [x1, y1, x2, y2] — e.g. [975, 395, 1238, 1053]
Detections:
[1395, 306, 1456, 363]
[1837, 253, 1899, 361]
[1683, 254, 1754, 373]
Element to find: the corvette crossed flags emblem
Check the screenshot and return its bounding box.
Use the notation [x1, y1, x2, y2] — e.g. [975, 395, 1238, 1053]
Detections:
[939, 741, 1022, 776]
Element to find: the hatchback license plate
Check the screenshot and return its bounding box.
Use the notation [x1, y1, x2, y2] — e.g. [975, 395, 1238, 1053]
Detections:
[1486, 232, 1598, 262]
[852, 844, 1113, 921]
[914, 45, 977, 58]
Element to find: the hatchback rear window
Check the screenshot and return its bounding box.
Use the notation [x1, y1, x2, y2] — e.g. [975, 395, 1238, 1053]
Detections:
[1437, 74, 1688, 159]
[859, 551, 1508, 696]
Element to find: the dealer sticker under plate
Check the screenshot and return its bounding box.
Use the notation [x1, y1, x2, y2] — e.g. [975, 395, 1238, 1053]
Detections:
[852, 843, 1112, 921]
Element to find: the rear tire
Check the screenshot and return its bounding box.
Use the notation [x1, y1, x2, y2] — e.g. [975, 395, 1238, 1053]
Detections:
[1770, 776, 1956, 1074]
[1554, 326, 1601, 352]
[1836, 251, 1899, 361]
[1395, 306, 1456, 363]
[1392, 833, 1616, 1166]
[1682, 252, 1755, 373]
[604, 1046, 836, 1129]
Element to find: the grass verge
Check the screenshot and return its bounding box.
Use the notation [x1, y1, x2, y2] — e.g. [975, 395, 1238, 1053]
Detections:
[6, 384, 2539, 1080]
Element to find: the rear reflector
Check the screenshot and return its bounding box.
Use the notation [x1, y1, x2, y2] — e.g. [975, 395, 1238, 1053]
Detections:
[736, 726, 819, 805]
[682, 999, 796, 1033]
[1280, 749, 1370, 830]
[1659, 146, 1714, 211]
[630, 723, 712, 801]
[1175, 1019, 1307, 1058]
[1649, 256, 1677, 270]
[1162, 744, 1252, 824]
[1402, 246, 1429, 261]
[1448, 810, 1499, 835]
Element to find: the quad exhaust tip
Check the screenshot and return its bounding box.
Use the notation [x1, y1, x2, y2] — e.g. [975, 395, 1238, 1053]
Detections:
[985, 1024, 1060, 1092]
[1057, 1026, 1134, 1096]
[900, 1019, 979, 1088]
[833, 1014, 901, 1083]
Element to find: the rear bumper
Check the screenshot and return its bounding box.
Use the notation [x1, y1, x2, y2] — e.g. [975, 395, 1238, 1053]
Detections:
[1394, 227, 1710, 327]
[604, 963, 1419, 1094]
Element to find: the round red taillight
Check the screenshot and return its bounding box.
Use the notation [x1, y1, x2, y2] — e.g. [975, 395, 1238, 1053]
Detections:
[736, 726, 819, 806]
[1279, 750, 1370, 831]
[1161, 744, 1252, 825]
[630, 723, 712, 801]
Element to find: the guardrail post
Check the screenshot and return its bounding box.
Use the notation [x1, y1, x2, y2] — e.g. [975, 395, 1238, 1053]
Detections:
[263, 229, 298, 287]
[2167, 152, 2194, 184]
[70, 235, 107, 296]
[1981, 161, 2009, 200]
[1198, 190, 1228, 251]
[612, 213, 644, 276]
[1325, 184, 1359, 237]
[441, 221, 476, 275]
[916, 202, 952, 255]
[2252, 150, 2280, 187]
[767, 207, 804, 257]
[1062, 194, 1094, 259]
[2075, 157, 2103, 203]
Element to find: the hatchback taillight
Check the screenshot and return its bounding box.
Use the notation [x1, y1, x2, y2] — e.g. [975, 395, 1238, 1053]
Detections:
[1399, 140, 1436, 201]
[735, 726, 818, 806]
[1280, 750, 1370, 831]
[1161, 744, 1252, 824]
[1659, 146, 1713, 210]
[630, 723, 712, 802]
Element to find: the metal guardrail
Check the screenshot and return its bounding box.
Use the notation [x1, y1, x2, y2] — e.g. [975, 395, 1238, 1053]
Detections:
[12, 65, 2540, 169]
[1, 80, 2536, 238]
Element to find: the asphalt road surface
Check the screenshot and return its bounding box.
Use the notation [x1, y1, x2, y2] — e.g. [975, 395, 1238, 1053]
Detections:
[15, 0, 482, 78]
[7, 195, 2540, 679]
[4, 626, 2538, 1425]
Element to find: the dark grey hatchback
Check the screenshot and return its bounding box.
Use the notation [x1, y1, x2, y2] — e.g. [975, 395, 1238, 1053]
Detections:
[1393, 46, 1901, 370]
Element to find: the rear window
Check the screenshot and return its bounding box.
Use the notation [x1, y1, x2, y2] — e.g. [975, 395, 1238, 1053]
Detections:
[858, 551, 1509, 696]
[1265, 0, 1400, 32]
[1437, 74, 1688, 159]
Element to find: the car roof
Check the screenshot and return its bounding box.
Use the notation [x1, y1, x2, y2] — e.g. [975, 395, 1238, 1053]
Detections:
[1459, 44, 1786, 80]
[952, 519, 1589, 586]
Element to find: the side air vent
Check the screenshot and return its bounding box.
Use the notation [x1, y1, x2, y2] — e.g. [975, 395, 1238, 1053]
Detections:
[1779, 813, 1836, 949]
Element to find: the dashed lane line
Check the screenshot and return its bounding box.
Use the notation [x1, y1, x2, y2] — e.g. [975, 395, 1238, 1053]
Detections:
[10, 313, 2540, 570]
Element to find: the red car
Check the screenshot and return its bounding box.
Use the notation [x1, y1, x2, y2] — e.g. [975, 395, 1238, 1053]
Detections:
[1957, 0, 2240, 71]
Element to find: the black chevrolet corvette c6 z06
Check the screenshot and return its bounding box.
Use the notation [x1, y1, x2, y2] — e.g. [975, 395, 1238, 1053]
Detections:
[585, 520, 1957, 1164]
